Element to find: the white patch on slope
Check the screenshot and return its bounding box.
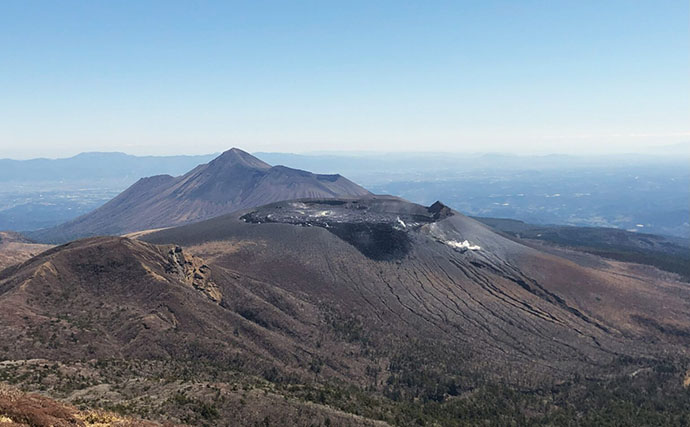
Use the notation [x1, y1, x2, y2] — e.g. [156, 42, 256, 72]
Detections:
[445, 240, 481, 251]
[424, 223, 481, 251]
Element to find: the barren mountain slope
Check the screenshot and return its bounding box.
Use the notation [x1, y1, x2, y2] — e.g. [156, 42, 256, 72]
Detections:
[29, 148, 370, 243]
[0, 237, 388, 425]
[0, 236, 372, 377]
[144, 197, 690, 378]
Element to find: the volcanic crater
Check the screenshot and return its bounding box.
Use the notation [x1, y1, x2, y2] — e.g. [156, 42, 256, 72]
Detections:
[240, 199, 456, 261]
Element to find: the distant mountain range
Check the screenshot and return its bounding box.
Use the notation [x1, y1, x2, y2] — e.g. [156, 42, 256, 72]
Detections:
[1, 150, 686, 238]
[3, 150, 685, 184]
[0, 151, 217, 183]
[29, 148, 370, 243]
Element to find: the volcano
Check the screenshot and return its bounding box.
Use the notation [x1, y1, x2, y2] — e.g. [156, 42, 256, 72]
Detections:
[142, 196, 690, 378]
[30, 148, 370, 243]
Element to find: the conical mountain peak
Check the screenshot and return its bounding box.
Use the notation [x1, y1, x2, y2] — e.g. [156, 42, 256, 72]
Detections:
[30, 148, 371, 242]
[211, 148, 271, 170]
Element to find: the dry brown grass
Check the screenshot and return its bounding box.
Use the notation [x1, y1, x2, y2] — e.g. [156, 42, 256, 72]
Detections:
[185, 239, 265, 261]
[0, 232, 53, 271]
[122, 228, 170, 239]
[0, 385, 162, 426]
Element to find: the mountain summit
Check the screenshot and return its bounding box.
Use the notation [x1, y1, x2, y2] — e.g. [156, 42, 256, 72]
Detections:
[31, 148, 370, 243]
[211, 147, 272, 170]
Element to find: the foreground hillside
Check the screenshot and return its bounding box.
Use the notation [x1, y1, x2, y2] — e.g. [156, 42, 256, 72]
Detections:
[2, 197, 690, 425]
[0, 236, 388, 425]
[29, 148, 370, 243]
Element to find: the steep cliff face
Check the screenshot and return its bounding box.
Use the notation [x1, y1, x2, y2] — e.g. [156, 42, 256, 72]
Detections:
[165, 244, 222, 302]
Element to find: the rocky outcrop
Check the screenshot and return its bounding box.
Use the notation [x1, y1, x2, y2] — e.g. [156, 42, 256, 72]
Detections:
[166, 245, 222, 303]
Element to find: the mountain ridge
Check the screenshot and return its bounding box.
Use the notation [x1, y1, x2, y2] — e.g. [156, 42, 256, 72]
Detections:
[29, 148, 371, 243]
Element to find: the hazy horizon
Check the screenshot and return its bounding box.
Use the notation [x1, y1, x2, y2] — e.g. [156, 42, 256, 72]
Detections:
[2, 142, 690, 161]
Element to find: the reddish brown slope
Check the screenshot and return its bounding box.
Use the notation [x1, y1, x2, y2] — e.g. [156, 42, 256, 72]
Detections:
[0, 236, 376, 383]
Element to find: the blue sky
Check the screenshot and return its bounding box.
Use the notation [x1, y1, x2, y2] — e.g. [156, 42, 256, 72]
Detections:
[1, 0, 687, 158]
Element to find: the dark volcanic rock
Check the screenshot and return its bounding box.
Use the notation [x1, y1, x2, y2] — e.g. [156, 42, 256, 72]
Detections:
[325, 222, 410, 261]
[427, 200, 453, 220]
[240, 199, 447, 260]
